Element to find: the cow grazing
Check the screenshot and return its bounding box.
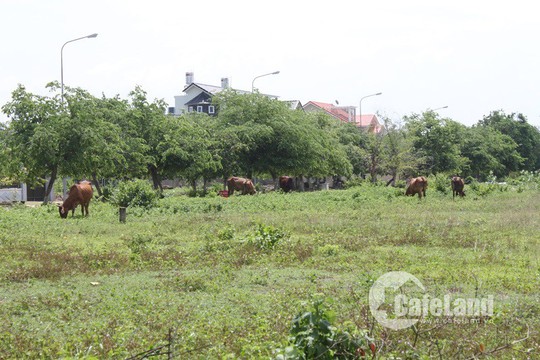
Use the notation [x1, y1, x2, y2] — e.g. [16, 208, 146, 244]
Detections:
[58, 181, 93, 218]
[279, 176, 294, 193]
[451, 176, 465, 199]
[405, 176, 428, 198]
[227, 177, 257, 195]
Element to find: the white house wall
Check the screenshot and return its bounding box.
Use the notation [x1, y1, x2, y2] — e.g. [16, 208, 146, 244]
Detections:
[173, 94, 190, 114]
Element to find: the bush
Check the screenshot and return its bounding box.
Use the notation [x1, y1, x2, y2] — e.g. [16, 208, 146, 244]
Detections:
[275, 297, 373, 359]
[429, 173, 451, 195]
[468, 180, 506, 197]
[395, 179, 407, 189]
[508, 170, 540, 190]
[111, 179, 159, 209]
[343, 176, 367, 189]
[248, 223, 288, 250]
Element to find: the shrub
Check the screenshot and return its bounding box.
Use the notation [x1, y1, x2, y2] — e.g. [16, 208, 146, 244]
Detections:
[248, 223, 288, 250]
[394, 179, 407, 189]
[202, 226, 235, 253]
[111, 179, 159, 209]
[275, 298, 373, 359]
[469, 181, 496, 197]
[508, 170, 540, 190]
[430, 173, 451, 195]
[343, 176, 367, 189]
[318, 244, 340, 256]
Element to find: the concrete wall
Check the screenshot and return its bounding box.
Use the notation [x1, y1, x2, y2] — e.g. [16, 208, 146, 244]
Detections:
[0, 184, 26, 203]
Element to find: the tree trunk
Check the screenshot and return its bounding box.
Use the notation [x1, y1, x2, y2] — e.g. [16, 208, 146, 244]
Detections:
[203, 178, 208, 193]
[191, 179, 197, 193]
[370, 153, 378, 183]
[270, 171, 278, 191]
[92, 173, 103, 198]
[148, 165, 163, 192]
[43, 166, 58, 204]
[386, 170, 397, 187]
[296, 175, 305, 192]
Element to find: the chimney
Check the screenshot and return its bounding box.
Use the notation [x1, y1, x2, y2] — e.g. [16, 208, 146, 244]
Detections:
[186, 72, 194, 85]
[221, 77, 230, 89]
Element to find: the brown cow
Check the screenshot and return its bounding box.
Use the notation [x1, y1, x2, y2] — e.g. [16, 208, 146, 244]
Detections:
[279, 176, 294, 193]
[405, 176, 428, 198]
[227, 176, 257, 195]
[58, 181, 93, 218]
[451, 176, 465, 199]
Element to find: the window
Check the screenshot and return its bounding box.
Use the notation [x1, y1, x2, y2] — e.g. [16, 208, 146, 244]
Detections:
[197, 106, 203, 113]
[167, 107, 175, 115]
[208, 105, 215, 114]
[188, 106, 193, 113]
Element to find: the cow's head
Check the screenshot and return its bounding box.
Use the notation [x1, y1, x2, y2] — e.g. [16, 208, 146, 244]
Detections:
[58, 205, 68, 219]
[245, 180, 257, 195]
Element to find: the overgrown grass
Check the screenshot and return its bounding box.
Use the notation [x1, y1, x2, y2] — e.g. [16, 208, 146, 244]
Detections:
[0, 185, 538, 358]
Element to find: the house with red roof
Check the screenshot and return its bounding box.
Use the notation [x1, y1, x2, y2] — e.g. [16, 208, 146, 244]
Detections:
[303, 101, 382, 133]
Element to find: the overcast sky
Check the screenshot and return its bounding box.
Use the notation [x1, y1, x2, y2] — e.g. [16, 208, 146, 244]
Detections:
[2, 1, 539, 128]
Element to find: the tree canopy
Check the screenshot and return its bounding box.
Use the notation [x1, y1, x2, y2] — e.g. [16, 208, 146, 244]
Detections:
[2, 83, 539, 200]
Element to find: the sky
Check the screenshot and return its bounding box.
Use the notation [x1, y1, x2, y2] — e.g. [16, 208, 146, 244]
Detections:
[2, 0, 539, 128]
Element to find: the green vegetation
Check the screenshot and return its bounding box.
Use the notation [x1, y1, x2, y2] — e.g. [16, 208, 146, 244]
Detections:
[0, 184, 538, 358]
[2, 84, 540, 202]
[1, 83, 539, 358]
[110, 179, 160, 209]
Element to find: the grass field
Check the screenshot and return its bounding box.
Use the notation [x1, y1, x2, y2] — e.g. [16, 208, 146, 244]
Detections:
[0, 184, 539, 358]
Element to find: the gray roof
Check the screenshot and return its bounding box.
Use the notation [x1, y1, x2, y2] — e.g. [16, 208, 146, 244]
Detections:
[185, 92, 212, 106]
[182, 82, 277, 98]
[183, 83, 250, 95]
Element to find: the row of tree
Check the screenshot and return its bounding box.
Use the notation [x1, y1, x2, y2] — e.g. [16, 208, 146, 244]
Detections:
[1, 82, 539, 201]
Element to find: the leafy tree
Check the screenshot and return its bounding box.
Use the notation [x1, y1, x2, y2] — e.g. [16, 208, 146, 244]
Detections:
[124, 86, 170, 191]
[302, 112, 352, 179]
[213, 92, 351, 184]
[478, 111, 540, 171]
[460, 125, 523, 179]
[213, 91, 274, 178]
[1, 83, 65, 201]
[0, 123, 14, 184]
[161, 113, 222, 192]
[61, 88, 128, 196]
[379, 117, 426, 185]
[365, 131, 384, 182]
[335, 122, 369, 177]
[405, 111, 468, 174]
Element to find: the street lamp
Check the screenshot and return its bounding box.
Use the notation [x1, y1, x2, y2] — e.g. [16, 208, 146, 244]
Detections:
[61, 33, 98, 103]
[431, 105, 448, 111]
[251, 71, 280, 92]
[359, 92, 382, 120]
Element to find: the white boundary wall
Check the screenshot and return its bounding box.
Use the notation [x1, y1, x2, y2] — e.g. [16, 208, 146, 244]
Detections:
[0, 184, 26, 203]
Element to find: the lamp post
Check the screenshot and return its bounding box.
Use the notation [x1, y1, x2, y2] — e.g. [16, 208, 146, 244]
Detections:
[359, 92, 382, 120]
[431, 105, 448, 111]
[251, 71, 280, 92]
[61, 33, 98, 103]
